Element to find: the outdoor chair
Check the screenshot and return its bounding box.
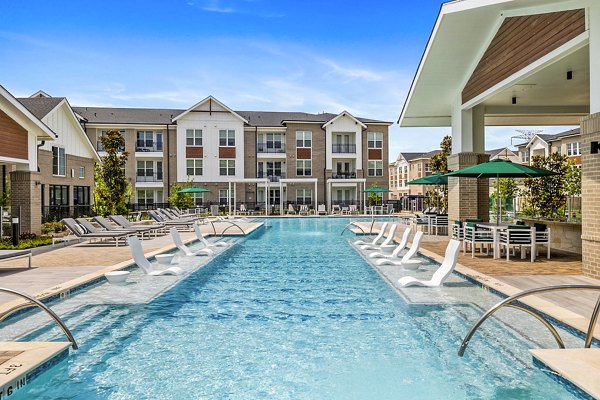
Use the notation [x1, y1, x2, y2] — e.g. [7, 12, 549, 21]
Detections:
[287, 204, 296, 215]
[0, 250, 32, 268]
[376, 231, 424, 266]
[369, 227, 411, 258]
[238, 204, 249, 215]
[128, 236, 182, 276]
[170, 227, 214, 257]
[193, 224, 228, 248]
[110, 215, 166, 236]
[361, 224, 398, 251]
[397, 239, 461, 287]
[299, 205, 309, 216]
[431, 214, 449, 235]
[317, 204, 327, 215]
[93, 216, 149, 239]
[349, 204, 358, 215]
[354, 222, 388, 246]
[331, 204, 341, 215]
[452, 220, 464, 241]
[534, 223, 551, 259]
[62, 218, 130, 247]
[498, 225, 535, 262]
[148, 210, 195, 230]
[463, 222, 493, 258]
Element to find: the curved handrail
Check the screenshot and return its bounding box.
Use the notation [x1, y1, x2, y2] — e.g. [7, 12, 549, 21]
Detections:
[340, 222, 366, 236]
[220, 221, 246, 237]
[458, 284, 600, 357]
[0, 287, 78, 350]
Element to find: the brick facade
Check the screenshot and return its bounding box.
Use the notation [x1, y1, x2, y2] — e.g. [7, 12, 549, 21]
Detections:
[580, 113, 600, 278]
[10, 171, 42, 235]
[38, 150, 96, 207]
[447, 152, 490, 228]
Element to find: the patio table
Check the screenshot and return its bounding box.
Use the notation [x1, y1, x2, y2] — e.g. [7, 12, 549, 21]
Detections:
[476, 222, 509, 259]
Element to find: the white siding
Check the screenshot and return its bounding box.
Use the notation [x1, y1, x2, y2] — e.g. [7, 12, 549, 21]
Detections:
[40, 102, 96, 159]
[176, 101, 245, 182]
[324, 115, 362, 170]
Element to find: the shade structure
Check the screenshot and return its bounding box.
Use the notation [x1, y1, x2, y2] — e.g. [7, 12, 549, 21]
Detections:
[178, 187, 211, 193]
[407, 172, 448, 186]
[446, 159, 556, 224]
[363, 186, 391, 193]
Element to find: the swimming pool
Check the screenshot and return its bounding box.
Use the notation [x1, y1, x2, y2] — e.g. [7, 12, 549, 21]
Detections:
[4, 218, 586, 399]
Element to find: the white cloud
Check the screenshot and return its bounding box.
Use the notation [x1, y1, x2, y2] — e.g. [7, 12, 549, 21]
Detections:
[319, 59, 385, 82]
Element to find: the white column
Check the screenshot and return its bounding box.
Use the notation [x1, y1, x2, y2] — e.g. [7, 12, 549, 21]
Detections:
[280, 181, 284, 215]
[314, 180, 318, 210]
[451, 101, 485, 154]
[327, 182, 332, 213]
[228, 182, 232, 215]
[590, 4, 600, 113]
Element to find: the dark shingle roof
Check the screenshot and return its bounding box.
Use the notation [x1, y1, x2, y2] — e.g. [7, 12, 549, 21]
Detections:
[485, 147, 515, 156]
[72, 107, 389, 127]
[399, 152, 424, 162]
[547, 128, 580, 142]
[73, 107, 185, 125]
[17, 97, 64, 119]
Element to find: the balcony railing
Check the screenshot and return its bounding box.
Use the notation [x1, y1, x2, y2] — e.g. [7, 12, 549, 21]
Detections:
[257, 172, 286, 182]
[257, 142, 286, 153]
[136, 172, 163, 182]
[331, 172, 357, 179]
[136, 142, 163, 152]
[97, 141, 125, 152]
[332, 144, 356, 153]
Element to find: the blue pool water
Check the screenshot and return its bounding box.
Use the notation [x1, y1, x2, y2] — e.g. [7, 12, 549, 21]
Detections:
[10, 218, 583, 399]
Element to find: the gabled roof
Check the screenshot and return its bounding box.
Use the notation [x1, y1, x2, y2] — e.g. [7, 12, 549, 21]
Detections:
[485, 147, 517, 157]
[322, 110, 367, 129]
[17, 97, 65, 120]
[0, 85, 55, 139]
[30, 90, 52, 98]
[398, 152, 425, 162]
[172, 95, 248, 123]
[547, 127, 580, 142]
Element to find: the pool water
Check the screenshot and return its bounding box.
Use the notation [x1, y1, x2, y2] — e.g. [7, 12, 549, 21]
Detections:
[9, 218, 583, 399]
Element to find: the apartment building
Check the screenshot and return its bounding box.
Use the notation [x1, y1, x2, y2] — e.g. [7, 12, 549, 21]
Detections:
[485, 147, 519, 163]
[516, 128, 581, 166]
[74, 96, 391, 212]
[0, 86, 99, 234]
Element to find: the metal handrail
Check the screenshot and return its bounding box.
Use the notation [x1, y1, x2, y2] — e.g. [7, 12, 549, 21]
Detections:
[340, 222, 366, 236]
[220, 221, 246, 237]
[458, 284, 600, 357]
[0, 287, 78, 349]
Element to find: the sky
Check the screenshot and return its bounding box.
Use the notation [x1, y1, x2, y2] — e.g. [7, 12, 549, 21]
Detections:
[0, 0, 575, 159]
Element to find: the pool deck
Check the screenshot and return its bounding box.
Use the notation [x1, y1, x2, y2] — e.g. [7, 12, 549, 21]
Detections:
[354, 221, 600, 399]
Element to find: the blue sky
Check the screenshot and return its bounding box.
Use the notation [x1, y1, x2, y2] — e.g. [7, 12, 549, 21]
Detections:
[0, 0, 573, 158]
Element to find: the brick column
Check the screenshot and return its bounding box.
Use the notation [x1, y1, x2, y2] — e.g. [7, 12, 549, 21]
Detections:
[10, 171, 42, 235]
[447, 152, 490, 230]
[581, 113, 600, 279]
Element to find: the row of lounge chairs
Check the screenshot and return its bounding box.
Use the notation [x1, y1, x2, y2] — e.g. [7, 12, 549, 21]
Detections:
[354, 221, 461, 287]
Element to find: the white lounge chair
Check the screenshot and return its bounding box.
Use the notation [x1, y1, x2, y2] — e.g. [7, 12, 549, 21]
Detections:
[397, 239, 461, 287]
[317, 204, 327, 215]
[170, 227, 214, 256]
[361, 223, 398, 250]
[375, 231, 424, 266]
[193, 224, 228, 247]
[287, 204, 296, 214]
[354, 222, 388, 246]
[370, 227, 411, 258]
[127, 236, 183, 276]
[299, 205, 309, 216]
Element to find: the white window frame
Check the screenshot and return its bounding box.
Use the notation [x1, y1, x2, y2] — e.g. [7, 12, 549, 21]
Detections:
[52, 146, 66, 177]
[219, 159, 236, 176]
[186, 129, 203, 146]
[368, 160, 383, 177]
[296, 189, 312, 204]
[219, 189, 234, 204]
[522, 150, 530, 163]
[296, 159, 312, 176]
[567, 142, 580, 156]
[186, 159, 203, 176]
[296, 131, 312, 148]
[79, 166, 85, 179]
[367, 132, 383, 149]
[219, 129, 235, 147]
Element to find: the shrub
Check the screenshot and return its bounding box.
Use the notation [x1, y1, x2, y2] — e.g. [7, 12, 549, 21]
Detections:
[41, 221, 66, 235]
[0, 234, 52, 250]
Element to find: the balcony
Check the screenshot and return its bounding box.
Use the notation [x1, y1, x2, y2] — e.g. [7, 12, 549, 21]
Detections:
[257, 172, 286, 182]
[97, 141, 125, 152]
[136, 172, 163, 182]
[136, 142, 163, 152]
[331, 171, 357, 179]
[332, 144, 356, 153]
[257, 142, 286, 153]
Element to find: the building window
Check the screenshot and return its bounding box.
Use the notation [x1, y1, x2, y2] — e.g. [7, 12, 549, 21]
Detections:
[257, 133, 285, 153]
[521, 150, 530, 163]
[186, 129, 202, 146]
[98, 130, 125, 152]
[186, 159, 203, 176]
[73, 186, 90, 205]
[49, 185, 69, 206]
[296, 131, 312, 148]
[219, 159, 236, 176]
[219, 129, 235, 146]
[191, 192, 204, 206]
[219, 189, 234, 204]
[52, 147, 66, 176]
[425, 163, 431, 173]
[556, 146, 562, 155]
[257, 161, 284, 180]
[137, 190, 153, 206]
[136, 130, 163, 151]
[296, 189, 312, 205]
[566, 142, 581, 156]
[417, 163, 422, 172]
[368, 160, 383, 177]
[367, 132, 383, 148]
[79, 166, 85, 179]
[296, 160, 312, 176]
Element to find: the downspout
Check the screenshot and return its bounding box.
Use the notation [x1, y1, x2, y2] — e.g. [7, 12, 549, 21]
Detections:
[255, 126, 258, 206]
[166, 123, 171, 200]
[36, 141, 46, 172]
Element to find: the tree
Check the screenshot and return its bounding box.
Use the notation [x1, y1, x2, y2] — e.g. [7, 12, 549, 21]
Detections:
[0, 175, 10, 207]
[564, 159, 581, 220]
[93, 130, 130, 216]
[168, 183, 193, 209]
[490, 178, 518, 216]
[367, 183, 382, 206]
[521, 153, 569, 219]
[427, 135, 452, 210]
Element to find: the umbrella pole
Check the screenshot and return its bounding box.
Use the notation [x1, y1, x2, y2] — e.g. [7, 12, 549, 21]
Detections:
[496, 174, 501, 225]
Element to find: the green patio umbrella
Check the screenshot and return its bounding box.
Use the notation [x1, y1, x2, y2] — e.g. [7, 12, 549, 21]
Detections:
[178, 186, 211, 193]
[446, 159, 556, 224]
[407, 172, 448, 186]
[362, 186, 391, 193]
